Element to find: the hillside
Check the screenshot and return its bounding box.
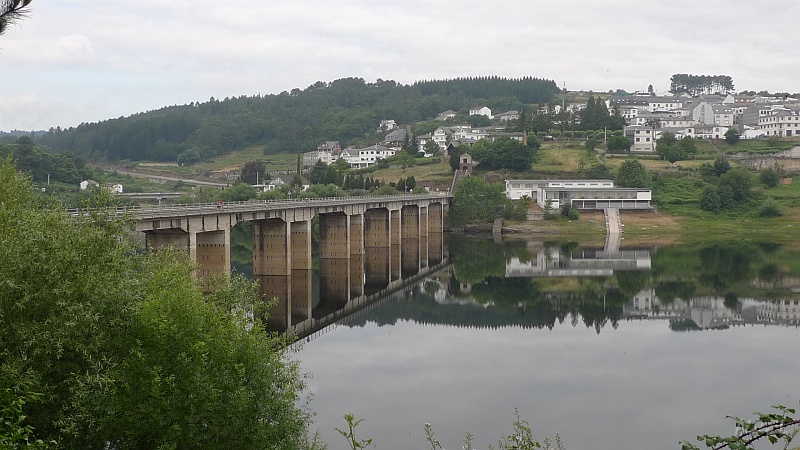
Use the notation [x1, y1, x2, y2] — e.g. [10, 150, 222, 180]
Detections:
[35, 76, 559, 164]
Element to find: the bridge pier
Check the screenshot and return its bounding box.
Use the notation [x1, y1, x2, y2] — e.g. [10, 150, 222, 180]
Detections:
[401, 205, 420, 279]
[349, 214, 365, 298]
[428, 203, 444, 266]
[317, 213, 350, 316]
[364, 208, 390, 295]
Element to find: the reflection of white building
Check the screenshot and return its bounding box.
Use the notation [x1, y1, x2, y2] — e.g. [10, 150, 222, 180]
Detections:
[505, 179, 652, 210]
[505, 247, 651, 277]
[624, 293, 800, 328]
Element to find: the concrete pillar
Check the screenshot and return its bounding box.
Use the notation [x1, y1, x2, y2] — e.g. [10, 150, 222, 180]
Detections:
[428, 202, 444, 266]
[401, 205, 420, 279]
[253, 219, 291, 329]
[291, 220, 312, 324]
[349, 214, 365, 298]
[144, 229, 189, 253]
[252, 219, 291, 276]
[192, 229, 230, 290]
[419, 206, 429, 269]
[364, 208, 390, 294]
[318, 213, 349, 308]
[390, 208, 401, 281]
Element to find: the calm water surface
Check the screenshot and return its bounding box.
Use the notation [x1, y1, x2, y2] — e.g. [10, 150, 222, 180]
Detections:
[281, 236, 800, 450]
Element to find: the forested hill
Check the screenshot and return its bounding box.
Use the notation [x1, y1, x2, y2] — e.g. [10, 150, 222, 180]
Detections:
[36, 76, 559, 163]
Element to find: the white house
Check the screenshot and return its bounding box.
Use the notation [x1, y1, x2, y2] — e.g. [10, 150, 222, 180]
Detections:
[341, 144, 397, 169]
[496, 110, 520, 121]
[378, 119, 397, 132]
[435, 110, 457, 121]
[624, 126, 658, 153]
[469, 106, 493, 119]
[79, 180, 100, 190]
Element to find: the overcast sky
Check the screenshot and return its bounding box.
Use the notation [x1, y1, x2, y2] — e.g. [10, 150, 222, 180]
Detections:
[2, 1, 800, 131]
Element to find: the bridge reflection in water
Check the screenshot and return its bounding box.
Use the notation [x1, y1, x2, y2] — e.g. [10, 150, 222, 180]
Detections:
[253, 211, 447, 338]
[130, 195, 448, 338]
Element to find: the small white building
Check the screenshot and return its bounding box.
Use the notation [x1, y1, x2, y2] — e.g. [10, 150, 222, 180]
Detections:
[469, 106, 493, 119]
[79, 180, 100, 190]
[624, 126, 657, 153]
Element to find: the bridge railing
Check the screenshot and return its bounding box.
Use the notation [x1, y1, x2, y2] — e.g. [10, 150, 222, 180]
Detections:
[66, 192, 451, 218]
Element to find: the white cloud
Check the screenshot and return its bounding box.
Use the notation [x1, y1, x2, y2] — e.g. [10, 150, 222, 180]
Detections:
[2, 0, 800, 129]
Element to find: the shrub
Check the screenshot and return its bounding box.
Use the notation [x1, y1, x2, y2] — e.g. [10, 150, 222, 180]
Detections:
[757, 199, 783, 218]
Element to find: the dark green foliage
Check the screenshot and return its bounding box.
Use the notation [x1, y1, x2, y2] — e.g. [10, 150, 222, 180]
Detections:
[241, 159, 266, 185]
[38, 77, 560, 162]
[560, 203, 579, 220]
[449, 177, 507, 225]
[757, 199, 782, 218]
[760, 167, 781, 188]
[0, 159, 310, 449]
[606, 135, 632, 152]
[471, 138, 535, 172]
[700, 157, 731, 178]
[579, 96, 618, 131]
[414, 76, 559, 104]
[657, 132, 697, 163]
[585, 163, 612, 179]
[669, 73, 735, 95]
[616, 158, 651, 188]
[724, 127, 740, 145]
[700, 186, 721, 213]
[718, 167, 753, 202]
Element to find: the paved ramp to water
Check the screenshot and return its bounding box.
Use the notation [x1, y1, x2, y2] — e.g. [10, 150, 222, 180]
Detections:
[604, 208, 621, 253]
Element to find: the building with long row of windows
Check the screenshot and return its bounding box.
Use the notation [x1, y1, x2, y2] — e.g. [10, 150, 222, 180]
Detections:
[505, 179, 652, 210]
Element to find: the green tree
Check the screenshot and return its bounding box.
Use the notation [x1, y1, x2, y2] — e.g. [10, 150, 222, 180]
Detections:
[724, 127, 740, 145]
[719, 167, 753, 201]
[0, 159, 310, 449]
[616, 158, 651, 188]
[760, 166, 781, 188]
[241, 159, 267, 185]
[606, 136, 632, 152]
[700, 186, 721, 213]
[449, 177, 507, 225]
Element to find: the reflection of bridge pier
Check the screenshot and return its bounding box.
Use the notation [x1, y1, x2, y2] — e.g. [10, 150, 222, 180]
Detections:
[318, 213, 350, 316]
[364, 209, 390, 295]
[428, 203, 444, 266]
[132, 195, 450, 330]
[401, 205, 420, 279]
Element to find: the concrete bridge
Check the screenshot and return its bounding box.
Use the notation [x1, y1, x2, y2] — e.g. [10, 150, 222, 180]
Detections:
[128, 194, 450, 328]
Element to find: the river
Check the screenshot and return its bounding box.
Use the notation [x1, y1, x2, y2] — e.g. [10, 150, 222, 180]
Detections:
[233, 229, 800, 449]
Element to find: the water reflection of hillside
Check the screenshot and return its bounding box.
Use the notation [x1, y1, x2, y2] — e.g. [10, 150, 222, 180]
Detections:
[345, 237, 800, 334]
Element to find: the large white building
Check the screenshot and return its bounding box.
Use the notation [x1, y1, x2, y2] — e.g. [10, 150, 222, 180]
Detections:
[341, 144, 397, 169]
[505, 179, 652, 210]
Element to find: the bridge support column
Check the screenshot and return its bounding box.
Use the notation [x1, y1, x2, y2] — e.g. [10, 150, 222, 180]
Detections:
[291, 220, 313, 325]
[349, 214, 364, 298]
[318, 213, 350, 315]
[428, 202, 444, 266]
[390, 209, 401, 282]
[364, 209, 390, 294]
[144, 229, 189, 253]
[419, 206, 429, 269]
[191, 229, 230, 291]
[253, 219, 291, 329]
[401, 205, 420, 279]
